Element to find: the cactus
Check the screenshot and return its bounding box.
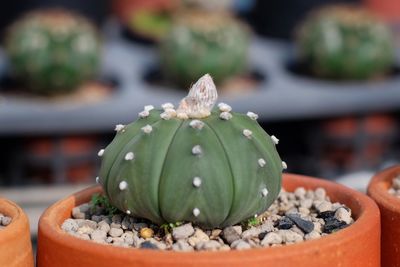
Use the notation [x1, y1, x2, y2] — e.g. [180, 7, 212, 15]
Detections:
[159, 11, 249, 87]
[98, 74, 283, 228]
[297, 5, 394, 80]
[5, 9, 101, 95]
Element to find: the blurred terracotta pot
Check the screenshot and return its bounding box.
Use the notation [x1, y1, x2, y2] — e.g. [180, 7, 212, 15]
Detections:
[0, 198, 34, 267]
[368, 165, 400, 267]
[365, 0, 400, 22]
[37, 173, 380, 267]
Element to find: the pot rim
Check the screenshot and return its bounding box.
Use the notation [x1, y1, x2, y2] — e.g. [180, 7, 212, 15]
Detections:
[367, 165, 400, 211]
[0, 198, 28, 242]
[38, 173, 380, 261]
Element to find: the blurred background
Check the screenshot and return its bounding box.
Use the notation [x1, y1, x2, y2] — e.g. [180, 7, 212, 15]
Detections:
[0, 0, 400, 244]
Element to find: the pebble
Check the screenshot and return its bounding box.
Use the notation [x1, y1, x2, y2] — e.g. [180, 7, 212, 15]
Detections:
[230, 239, 251, 250]
[222, 226, 241, 244]
[261, 232, 282, 246]
[286, 214, 314, 234]
[1, 216, 12, 226]
[109, 227, 124, 237]
[62, 187, 354, 251]
[389, 176, 400, 197]
[172, 223, 195, 240]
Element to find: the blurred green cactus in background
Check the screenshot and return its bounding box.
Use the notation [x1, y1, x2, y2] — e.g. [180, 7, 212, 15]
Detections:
[297, 5, 394, 80]
[160, 11, 250, 87]
[6, 9, 101, 95]
[98, 74, 283, 228]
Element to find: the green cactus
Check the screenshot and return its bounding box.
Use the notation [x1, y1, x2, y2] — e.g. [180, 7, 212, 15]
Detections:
[159, 11, 249, 87]
[5, 9, 101, 95]
[97, 74, 284, 228]
[297, 5, 394, 80]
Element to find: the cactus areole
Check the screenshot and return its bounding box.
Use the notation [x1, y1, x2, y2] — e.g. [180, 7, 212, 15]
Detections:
[99, 74, 283, 228]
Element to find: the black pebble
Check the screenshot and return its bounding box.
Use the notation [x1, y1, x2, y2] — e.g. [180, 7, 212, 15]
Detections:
[323, 217, 347, 234]
[317, 211, 335, 219]
[276, 217, 294, 230]
[140, 241, 159, 250]
[258, 231, 268, 240]
[286, 213, 314, 234]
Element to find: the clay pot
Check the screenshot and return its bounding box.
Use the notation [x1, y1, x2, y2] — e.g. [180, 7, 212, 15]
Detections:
[0, 198, 34, 267]
[364, 0, 400, 22]
[367, 165, 400, 267]
[37, 173, 380, 267]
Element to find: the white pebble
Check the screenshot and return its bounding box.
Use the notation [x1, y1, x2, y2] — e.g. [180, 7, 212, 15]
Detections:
[125, 152, 134, 161]
[95, 177, 100, 184]
[115, 124, 125, 132]
[193, 208, 200, 217]
[282, 161, 288, 170]
[97, 149, 104, 157]
[246, 111, 258, 120]
[139, 110, 149, 118]
[162, 103, 174, 110]
[258, 158, 266, 167]
[218, 103, 232, 112]
[144, 105, 154, 111]
[334, 207, 352, 224]
[243, 129, 252, 139]
[220, 112, 232, 120]
[192, 145, 202, 155]
[271, 135, 279, 145]
[189, 120, 204, 130]
[126, 210, 131, 215]
[193, 177, 202, 187]
[261, 188, 268, 197]
[141, 125, 153, 134]
[119, 181, 128, 191]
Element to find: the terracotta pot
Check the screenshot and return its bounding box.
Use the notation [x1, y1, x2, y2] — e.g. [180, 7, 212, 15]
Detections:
[0, 198, 34, 267]
[367, 165, 400, 267]
[364, 0, 400, 22]
[37, 173, 380, 267]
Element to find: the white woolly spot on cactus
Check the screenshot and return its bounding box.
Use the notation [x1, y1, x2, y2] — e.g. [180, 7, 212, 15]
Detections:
[247, 111, 259, 120]
[162, 103, 175, 110]
[126, 210, 131, 215]
[192, 145, 202, 155]
[261, 188, 269, 197]
[144, 105, 154, 111]
[125, 152, 135, 161]
[219, 112, 232, 120]
[95, 176, 100, 184]
[258, 158, 266, 167]
[176, 74, 218, 119]
[218, 103, 232, 112]
[97, 149, 105, 157]
[165, 108, 177, 117]
[193, 177, 202, 187]
[141, 125, 153, 134]
[190, 120, 204, 130]
[160, 112, 171, 120]
[119, 181, 128, 191]
[177, 112, 189, 120]
[139, 110, 150, 118]
[282, 161, 288, 170]
[193, 208, 200, 217]
[243, 129, 253, 139]
[115, 124, 125, 132]
[271, 135, 279, 145]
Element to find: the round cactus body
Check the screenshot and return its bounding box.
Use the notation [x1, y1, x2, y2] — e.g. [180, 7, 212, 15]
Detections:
[5, 9, 101, 95]
[297, 5, 394, 80]
[160, 11, 249, 87]
[98, 75, 283, 228]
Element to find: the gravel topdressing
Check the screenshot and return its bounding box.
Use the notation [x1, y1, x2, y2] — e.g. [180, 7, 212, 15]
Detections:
[62, 187, 354, 251]
[0, 213, 12, 230]
[388, 176, 400, 198]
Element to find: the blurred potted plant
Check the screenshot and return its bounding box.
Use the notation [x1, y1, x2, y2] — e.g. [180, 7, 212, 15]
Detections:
[37, 75, 380, 267]
[296, 5, 398, 175]
[368, 165, 400, 267]
[0, 197, 34, 267]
